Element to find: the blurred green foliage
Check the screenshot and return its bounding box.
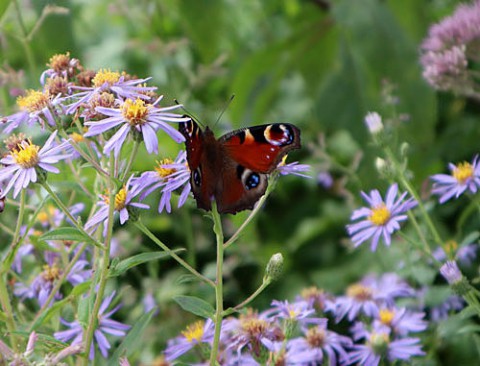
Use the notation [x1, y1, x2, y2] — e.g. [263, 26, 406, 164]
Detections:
[1, 0, 479, 363]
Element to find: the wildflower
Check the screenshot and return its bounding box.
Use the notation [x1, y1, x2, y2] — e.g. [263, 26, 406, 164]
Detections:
[431, 156, 480, 203]
[277, 160, 311, 178]
[287, 323, 352, 366]
[1, 89, 62, 133]
[348, 331, 424, 366]
[54, 292, 130, 359]
[440, 260, 463, 285]
[164, 319, 214, 361]
[133, 151, 191, 213]
[373, 307, 428, 336]
[40, 52, 82, 84]
[346, 183, 417, 251]
[429, 295, 465, 322]
[265, 299, 319, 326]
[83, 96, 188, 157]
[433, 240, 478, 266]
[420, 0, 480, 93]
[364, 112, 383, 134]
[64, 69, 156, 114]
[317, 171, 333, 189]
[0, 131, 71, 198]
[84, 175, 149, 235]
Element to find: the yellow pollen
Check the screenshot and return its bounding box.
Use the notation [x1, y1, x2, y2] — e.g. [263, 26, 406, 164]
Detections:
[288, 308, 298, 319]
[379, 309, 395, 325]
[70, 132, 84, 142]
[444, 240, 458, 257]
[241, 318, 268, 336]
[48, 52, 71, 70]
[42, 264, 61, 282]
[453, 162, 473, 184]
[12, 141, 40, 168]
[122, 98, 149, 126]
[346, 283, 373, 301]
[155, 158, 176, 178]
[368, 204, 390, 226]
[16, 90, 50, 112]
[92, 69, 121, 87]
[181, 321, 204, 343]
[114, 187, 127, 211]
[37, 211, 49, 224]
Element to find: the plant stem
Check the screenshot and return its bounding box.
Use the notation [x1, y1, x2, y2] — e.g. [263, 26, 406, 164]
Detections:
[120, 139, 140, 182]
[224, 279, 271, 316]
[41, 182, 103, 249]
[134, 221, 214, 287]
[82, 153, 116, 365]
[209, 201, 224, 366]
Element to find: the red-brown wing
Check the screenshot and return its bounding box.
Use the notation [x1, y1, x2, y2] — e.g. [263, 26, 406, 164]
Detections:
[219, 123, 301, 173]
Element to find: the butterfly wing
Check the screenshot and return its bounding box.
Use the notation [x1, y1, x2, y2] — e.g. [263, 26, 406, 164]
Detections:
[219, 123, 301, 173]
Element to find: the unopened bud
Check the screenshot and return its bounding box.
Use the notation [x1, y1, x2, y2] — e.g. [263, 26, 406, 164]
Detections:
[264, 253, 284, 282]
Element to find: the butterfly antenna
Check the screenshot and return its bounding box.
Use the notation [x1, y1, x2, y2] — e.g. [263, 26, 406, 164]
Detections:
[213, 94, 235, 129]
[174, 99, 204, 128]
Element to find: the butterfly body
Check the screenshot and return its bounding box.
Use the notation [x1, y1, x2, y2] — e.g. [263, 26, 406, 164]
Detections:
[179, 119, 301, 214]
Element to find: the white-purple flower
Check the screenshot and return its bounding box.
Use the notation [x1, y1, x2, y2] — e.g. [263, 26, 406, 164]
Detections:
[277, 161, 311, 178]
[0, 131, 71, 198]
[346, 183, 417, 251]
[83, 96, 188, 157]
[431, 156, 480, 203]
[84, 175, 149, 235]
[364, 112, 383, 134]
[440, 260, 463, 285]
[54, 291, 130, 359]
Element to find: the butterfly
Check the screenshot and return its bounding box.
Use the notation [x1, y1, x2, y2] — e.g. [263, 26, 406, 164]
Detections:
[178, 118, 301, 214]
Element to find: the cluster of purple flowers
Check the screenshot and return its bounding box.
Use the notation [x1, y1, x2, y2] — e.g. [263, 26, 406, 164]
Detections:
[420, 0, 480, 94]
[161, 273, 431, 365]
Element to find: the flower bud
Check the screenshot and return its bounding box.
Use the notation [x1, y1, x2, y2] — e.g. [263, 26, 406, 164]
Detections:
[264, 253, 284, 283]
[364, 112, 383, 135]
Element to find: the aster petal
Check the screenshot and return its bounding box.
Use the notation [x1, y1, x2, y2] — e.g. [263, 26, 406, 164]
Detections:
[104, 124, 130, 157]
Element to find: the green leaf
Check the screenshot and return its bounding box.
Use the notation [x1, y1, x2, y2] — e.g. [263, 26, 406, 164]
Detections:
[108, 250, 183, 277]
[40, 227, 102, 248]
[0, 0, 11, 20]
[107, 308, 156, 366]
[30, 297, 70, 331]
[173, 295, 215, 319]
[70, 281, 91, 297]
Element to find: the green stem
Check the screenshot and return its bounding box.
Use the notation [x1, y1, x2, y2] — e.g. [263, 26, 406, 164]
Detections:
[223, 279, 271, 316]
[41, 182, 104, 249]
[134, 221, 214, 287]
[12, 189, 26, 252]
[209, 201, 224, 366]
[13, 0, 36, 76]
[120, 139, 140, 182]
[82, 153, 116, 365]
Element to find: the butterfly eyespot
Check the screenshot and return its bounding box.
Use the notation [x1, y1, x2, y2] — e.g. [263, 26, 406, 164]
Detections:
[193, 168, 202, 187]
[245, 172, 260, 190]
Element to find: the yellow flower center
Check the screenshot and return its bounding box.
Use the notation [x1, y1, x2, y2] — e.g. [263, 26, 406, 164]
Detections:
[155, 158, 176, 178]
[369, 332, 389, 347]
[368, 204, 391, 226]
[16, 90, 50, 112]
[92, 69, 121, 87]
[122, 98, 149, 126]
[37, 205, 57, 224]
[12, 141, 40, 168]
[346, 283, 373, 301]
[181, 321, 204, 343]
[114, 187, 127, 211]
[453, 162, 473, 184]
[70, 132, 84, 143]
[42, 264, 61, 282]
[379, 308, 395, 325]
[444, 240, 458, 257]
[241, 318, 269, 337]
[288, 308, 298, 319]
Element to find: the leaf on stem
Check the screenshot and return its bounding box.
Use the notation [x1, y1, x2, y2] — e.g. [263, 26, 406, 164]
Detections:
[173, 295, 215, 319]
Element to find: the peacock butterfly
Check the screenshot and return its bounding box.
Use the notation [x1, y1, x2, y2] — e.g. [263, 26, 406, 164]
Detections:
[178, 118, 301, 214]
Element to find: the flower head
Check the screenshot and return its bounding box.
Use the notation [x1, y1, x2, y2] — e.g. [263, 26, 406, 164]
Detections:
[364, 112, 383, 134]
[0, 131, 71, 198]
[431, 156, 480, 203]
[83, 96, 188, 157]
[346, 183, 417, 251]
[164, 319, 214, 361]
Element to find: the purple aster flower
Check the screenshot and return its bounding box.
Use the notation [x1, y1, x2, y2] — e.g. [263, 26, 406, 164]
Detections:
[346, 183, 417, 251]
[85, 175, 149, 235]
[133, 151, 191, 213]
[164, 319, 215, 361]
[83, 96, 188, 157]
[429, 294, 465, 322]
[317, 171, 334, 189]
[277, 161, 311, 178]
[264, 299, 322, 328]
[64, 69, 156, 114]
[287, 322, 352, 366]
[431, 156, 480, 203]
[1, 89, 62, 133]
[348, 331, 424, 366]
[40, 52, 81, 85]
[54, 291, 129, 359]
[0, 131, 71, 198]
[372, 307, 428, 337]
[433, 239, 478, 266]
[440, 260, 463, 285]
